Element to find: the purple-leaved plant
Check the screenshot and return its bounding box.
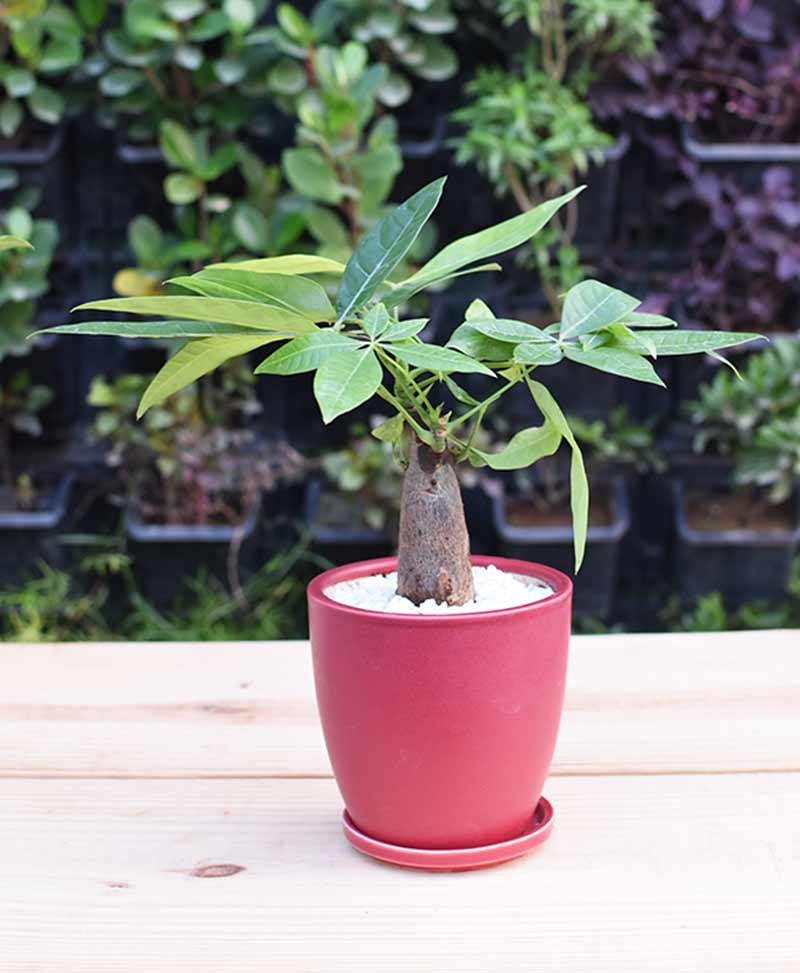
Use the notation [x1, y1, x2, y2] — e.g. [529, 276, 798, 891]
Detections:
[592, 0, 800, 143]
[665, 164, 800, 332]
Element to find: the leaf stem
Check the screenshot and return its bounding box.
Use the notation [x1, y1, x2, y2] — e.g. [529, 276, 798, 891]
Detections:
[376, 347, 436, 425]
[376, 387, 430, 442]
[447, 376, 519, 433]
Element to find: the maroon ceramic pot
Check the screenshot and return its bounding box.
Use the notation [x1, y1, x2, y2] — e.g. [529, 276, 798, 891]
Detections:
[307, 555, 572, 851]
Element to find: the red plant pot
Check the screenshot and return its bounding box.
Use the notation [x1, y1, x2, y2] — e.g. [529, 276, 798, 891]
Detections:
[307, 555, 572, 866]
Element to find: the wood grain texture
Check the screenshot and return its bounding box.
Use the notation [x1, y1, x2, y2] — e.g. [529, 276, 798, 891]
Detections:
[1, 773, 798, 972]
[0, 630, 798, 777]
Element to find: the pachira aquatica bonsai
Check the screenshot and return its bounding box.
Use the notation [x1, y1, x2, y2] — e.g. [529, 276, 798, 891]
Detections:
[39, 179, 762, 606]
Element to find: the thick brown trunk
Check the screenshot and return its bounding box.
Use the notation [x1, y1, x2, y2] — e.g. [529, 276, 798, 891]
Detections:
[396, 437, 475, 606]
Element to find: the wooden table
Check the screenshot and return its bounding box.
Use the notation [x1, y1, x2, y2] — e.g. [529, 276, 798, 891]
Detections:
[1, 630, 798, 971]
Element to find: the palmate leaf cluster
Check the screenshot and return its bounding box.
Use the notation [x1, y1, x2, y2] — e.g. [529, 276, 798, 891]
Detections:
[38, 179, 763, 569]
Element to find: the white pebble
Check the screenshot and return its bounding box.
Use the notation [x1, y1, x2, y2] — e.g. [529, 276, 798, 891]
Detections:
[325, 565, 553, 614]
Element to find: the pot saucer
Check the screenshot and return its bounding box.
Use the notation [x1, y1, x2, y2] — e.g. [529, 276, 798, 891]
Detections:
[342, 796, 554, 871]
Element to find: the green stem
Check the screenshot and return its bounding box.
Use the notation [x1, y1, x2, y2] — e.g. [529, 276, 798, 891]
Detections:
[447, 376, 519, 433]
[376, 387, 430, 442]
[464, 411, 485, 452]
[377, 348, 437, 425]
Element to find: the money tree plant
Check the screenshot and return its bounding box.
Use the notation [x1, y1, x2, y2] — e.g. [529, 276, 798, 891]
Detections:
[38, 179, 763, 606]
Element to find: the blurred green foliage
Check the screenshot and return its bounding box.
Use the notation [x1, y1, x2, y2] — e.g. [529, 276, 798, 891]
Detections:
[685, 340, 800, 505]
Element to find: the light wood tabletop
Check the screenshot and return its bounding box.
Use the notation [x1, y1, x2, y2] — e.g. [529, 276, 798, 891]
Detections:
[1, 630, 798, 971]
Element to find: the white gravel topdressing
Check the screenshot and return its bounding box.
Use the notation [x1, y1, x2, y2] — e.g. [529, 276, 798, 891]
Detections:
[326, 564, 553, 615]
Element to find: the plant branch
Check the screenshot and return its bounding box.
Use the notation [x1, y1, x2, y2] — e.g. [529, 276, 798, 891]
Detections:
[376, 386, 430, 442]
[447, 375, 520, 433]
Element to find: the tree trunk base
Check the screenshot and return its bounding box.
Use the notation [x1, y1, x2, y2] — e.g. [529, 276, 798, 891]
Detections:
[396, 437, 474, 606]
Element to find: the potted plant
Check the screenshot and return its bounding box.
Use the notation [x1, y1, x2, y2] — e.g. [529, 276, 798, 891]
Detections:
[87, 366, 304, 607]
[665, 164, 800, 338]
[111, 120, 307, 296]
[449, 0, 658, 419]
[78, 2, 277, 265]
[593, 0, 800, 167]
[0, 173, 83, 438]
[89, 0, 274, 150]
[0, 0, 91, 246]
[451, 0, 657, 315]
[674, 340, 800, 608]
[106, 119, 310, 421]
[329, 0, 458, 152]
[0, 365, 73, 587]
[0, 1, 87, 158]
[270, 36, 407, 264]
[41, 179, 761, 868]
[265, 1, 457, 156]
[489, 406, 663, 618]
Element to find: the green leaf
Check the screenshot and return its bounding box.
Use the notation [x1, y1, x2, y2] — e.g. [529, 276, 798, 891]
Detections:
[159, 120, 198, 171]
[255, 331, 360, 375]
[283, 148, 344, 205]
[190, 9, 228, 40]
[352, 141, 402, 212]
[74, 297, 317, 333]
[383, 262, 502, 309]
[164, 172, 202, 204]
[128, 215, 163, 266]
[388, 342, 494, 376]
[610, 324, 656, 358]
[362, 303, 390, 338]
[168, 269, 334, 321]
[632, 330, 764, 357]
[77, 0, 106, 28]
[224, 0, 256, 32]
[475, 420, 561, 470]
[5, 68, 35, 97]
[305, 205, 350, 249]
[371, 413, 404, 444]
[268, 58, 307, 95]
[277, 3, 312, 43]
[137, 335, 280, 417]
[202, 144, 239, 181]
[468, 317, 552, 344]
[206, 254, 346, 275]
[447, 299, 509, 360]
[0, 98, 23, 139]
[313, 348, 383, 424]
[391, 186, 583, 301]
[32, 320, 265, 340]
[164, 0, 205, 19]
[125, 0, 178, 40]
[514, 341, 564, 365]
[560, 280, 641, 340]
[335, 177, 446, 324]
[527, 380, 588, 572]
[214, 56, 246, 84]
[382, 318, 428, 341]
[444, 375, 480, 406]
[28, 84, 64, 124]
[0, 235, 32, 252]
[621, 312, 677, 328]
[231, 201, 269, 252]
[6, 206, 32, 239]
[563, 345, 665, 386]
[99, 67, 141, 97]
